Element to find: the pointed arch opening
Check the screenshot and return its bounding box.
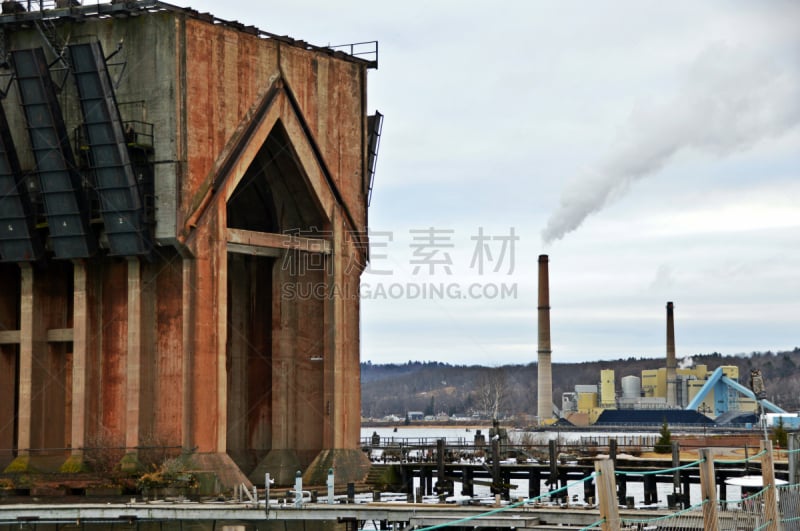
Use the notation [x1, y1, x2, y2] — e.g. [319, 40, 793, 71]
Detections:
[225, 121, 329, 475]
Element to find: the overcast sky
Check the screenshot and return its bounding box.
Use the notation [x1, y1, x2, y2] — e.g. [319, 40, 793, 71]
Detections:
[183, 1, 800, 366]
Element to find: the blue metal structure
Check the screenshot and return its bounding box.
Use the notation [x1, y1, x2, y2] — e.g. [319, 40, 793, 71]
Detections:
[69, 41, 151, 256]
[0, 101, 44, 262]
[685, 367, 786, 415]
[12, 47, 96, 259]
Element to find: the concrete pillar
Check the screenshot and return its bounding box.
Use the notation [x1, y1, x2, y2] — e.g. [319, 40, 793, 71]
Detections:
[215, 219, 228, 455]
[322, 242, 335, 450]
[71, 262, 88, 452]
[302, 211, 370, 487]
[226, 253, 249, 458]
[63, 262, 89, 472]
[0, 343, 15, 461]
[182, 257, 195, 451]
[330, 211, 346, 448]
[0, 265, 19, 466]
[15, 264, 43, 458]
[12, 262, 72, 471]
[122, 258, 143, 471]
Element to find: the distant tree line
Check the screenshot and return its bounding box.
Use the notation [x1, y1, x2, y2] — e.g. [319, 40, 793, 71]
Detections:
[360, 348, 800, 420]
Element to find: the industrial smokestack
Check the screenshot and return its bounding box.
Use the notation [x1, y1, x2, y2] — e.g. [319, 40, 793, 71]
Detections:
[666, 301, 677, 407]
[537, 255, 553, 421]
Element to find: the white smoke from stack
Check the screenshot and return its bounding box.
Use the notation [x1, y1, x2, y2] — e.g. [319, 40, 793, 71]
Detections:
[542, 43, 800, 244]
[679, 357, 694, 370]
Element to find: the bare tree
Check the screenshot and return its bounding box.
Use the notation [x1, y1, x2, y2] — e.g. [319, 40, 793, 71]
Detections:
[475, 369, 507, 419]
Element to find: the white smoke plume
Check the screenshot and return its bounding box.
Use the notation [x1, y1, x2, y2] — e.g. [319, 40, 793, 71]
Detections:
[679, 356, 694, 370]
[542, 43, 800, 243]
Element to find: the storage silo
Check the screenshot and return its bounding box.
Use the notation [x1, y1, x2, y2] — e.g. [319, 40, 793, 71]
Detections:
[621, 375, 642, 400]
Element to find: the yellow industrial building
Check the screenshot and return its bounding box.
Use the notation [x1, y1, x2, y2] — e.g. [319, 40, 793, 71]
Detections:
[563, 364, 757, 426]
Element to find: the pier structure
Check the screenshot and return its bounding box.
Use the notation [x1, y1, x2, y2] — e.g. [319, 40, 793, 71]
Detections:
[0, 0, 379, 490]
[0, 440, 797, 530]
[361, 436, 793, 506]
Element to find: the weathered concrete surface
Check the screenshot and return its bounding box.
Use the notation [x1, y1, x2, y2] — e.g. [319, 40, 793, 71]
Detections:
[0, 3, 372, 491]
[303, 449, 371, 486]
[0, 264, 20, 470]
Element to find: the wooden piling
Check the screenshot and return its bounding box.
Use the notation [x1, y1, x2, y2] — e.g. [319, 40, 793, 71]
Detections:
[644, 474, 657, 505]
[671, 441, 681, 494]
[492, 438, 501, 495]
[594, 458, 619, 531]
[698, 448, 719, 531]
[462, 466, 473, 496]
[529, 468, 541, 500]
[436, 438, 446, 499]
[790, 433, 799, 484]
[761, 440, 779, 531]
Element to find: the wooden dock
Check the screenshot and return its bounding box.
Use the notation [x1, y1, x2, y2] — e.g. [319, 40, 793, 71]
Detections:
[0, 499, 701, 530]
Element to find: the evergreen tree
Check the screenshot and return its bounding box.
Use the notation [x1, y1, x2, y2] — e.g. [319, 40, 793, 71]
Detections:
[654, 419, 672, 453]
[772, 417, 788, 448]
[424, 396, 435, 416]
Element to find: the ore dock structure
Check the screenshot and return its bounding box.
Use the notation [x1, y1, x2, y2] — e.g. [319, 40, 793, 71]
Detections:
[0, 0, 380, 494]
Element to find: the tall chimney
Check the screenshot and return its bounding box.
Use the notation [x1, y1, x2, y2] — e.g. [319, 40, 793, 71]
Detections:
[537, 255, 553, 421]
[666, 301, 677, 407]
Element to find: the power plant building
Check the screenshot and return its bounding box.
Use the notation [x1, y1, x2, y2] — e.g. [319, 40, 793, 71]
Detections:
[561, 300, 759, 425]
[564, 363, 758, 425]
[0, 1, 379, 490]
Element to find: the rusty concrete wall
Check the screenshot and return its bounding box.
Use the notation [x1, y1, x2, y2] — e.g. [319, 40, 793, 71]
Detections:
[186, 207, 224, 453]
[181, 18, 368, 235]
[82, 262, 102, 454]
[0, 264, 19, 467]
[181, 19, 280, 232]
[290, 266, 325, 461]
[148, 252, 185, 446]
[280, 46, 367, 232]
[95, 262, 128, 448]
[0, 5, 370, 487]
[333, 232, 365, 450]
[178, 13, 368, 469]
[13, 262, 71, 454]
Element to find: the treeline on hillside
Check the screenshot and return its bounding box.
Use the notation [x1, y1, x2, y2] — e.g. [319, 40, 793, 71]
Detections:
[360, 349, 800, 420]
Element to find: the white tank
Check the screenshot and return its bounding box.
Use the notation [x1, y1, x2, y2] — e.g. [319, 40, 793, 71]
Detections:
[621, 375, 641, 399]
